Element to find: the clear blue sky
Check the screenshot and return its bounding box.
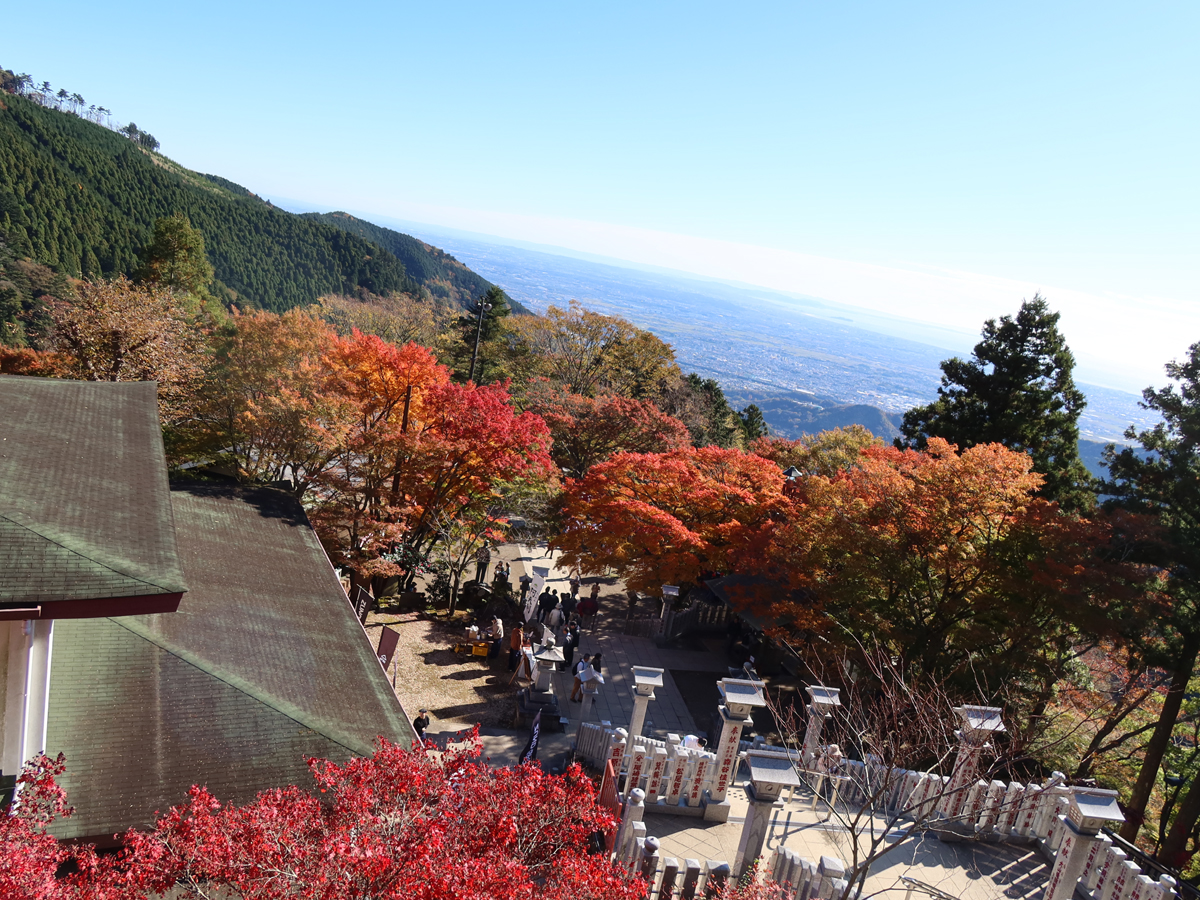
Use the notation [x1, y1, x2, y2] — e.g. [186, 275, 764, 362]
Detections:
[3, 1, 1196, 390]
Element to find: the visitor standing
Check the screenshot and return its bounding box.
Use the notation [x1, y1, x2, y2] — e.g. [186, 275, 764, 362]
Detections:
[560, 590, 577, 623]
[561, 623, 580, 672]
[507, 622, 524, 671]
[537, 588, 557, 623]
[475, 544, 491, 583]
[413, 709, 430, 742]
[570, 653, 591, 702]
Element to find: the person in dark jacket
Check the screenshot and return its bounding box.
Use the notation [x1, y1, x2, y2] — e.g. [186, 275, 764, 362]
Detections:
[413, 709, 430, 742]
[537, 588, 557, 623]
[561, 623, 580, 672]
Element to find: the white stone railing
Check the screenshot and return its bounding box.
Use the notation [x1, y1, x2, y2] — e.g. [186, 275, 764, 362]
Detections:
[575, 724, 721, 816]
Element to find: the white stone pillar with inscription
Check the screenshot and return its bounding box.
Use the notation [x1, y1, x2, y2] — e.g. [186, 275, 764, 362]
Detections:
[936, 705, 1005, 819]
[623, 666, 664, 776]
[1043, 789, 1125, 900]
[704, 677, 767, 822]
[800, 684, 841, 769]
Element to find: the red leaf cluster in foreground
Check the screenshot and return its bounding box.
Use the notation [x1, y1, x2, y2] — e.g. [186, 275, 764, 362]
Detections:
[0, 737, 651, 900]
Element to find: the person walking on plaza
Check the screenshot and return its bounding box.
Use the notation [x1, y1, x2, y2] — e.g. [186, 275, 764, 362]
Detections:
[579, 582, 600, 629]
[519, 573, 533, 602]
[569, 573, 581, 599]
[570, 653, 591, 702]
[561, 623, 580, 672]
[475, 544, 491, 583]
[560, 590, 578, 623]
[507, 622, 524, 671]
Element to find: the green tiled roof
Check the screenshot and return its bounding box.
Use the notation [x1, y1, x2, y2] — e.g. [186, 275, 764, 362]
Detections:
[46, 483, 414, 841]
[0, 376, 185, 604]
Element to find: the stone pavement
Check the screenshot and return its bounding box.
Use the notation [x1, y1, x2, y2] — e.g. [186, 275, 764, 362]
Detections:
[634, 794, 1050, 899]
[422, 542, 1051, 898]
[511, 543, 727, 742]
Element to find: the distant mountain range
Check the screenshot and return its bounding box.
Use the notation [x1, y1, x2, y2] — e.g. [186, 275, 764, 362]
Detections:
[376, 224, 1151, 476]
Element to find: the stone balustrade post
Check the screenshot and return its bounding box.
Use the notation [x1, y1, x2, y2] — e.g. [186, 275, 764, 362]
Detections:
[617, 788, 646, 860]
[704, 861, 731, 898]
[1043, 789, 1124, 900]
[640, 835, 661, 882]
[659, 857, 680, 900]
[681, 858, 702, 900]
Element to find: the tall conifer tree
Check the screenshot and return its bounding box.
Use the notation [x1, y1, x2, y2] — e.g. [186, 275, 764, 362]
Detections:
[900, 295, 1092, 511]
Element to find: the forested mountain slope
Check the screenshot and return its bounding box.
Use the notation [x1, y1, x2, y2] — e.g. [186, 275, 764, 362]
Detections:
[0, 91, 503, 316]
[302, 211, 530, 314]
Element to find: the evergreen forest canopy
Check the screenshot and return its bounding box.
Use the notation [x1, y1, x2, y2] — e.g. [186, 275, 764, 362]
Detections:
[0, 76, 513, 346]
[301, 211, 532, 315]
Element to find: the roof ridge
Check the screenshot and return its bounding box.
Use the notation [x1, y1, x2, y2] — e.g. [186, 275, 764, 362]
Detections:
[0, 512, 184, 595]
[105, 616, 380, 757]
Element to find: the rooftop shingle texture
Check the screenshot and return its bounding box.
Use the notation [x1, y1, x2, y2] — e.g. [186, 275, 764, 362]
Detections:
[46, 482, 414, 840]
[0, 376, 185, 603]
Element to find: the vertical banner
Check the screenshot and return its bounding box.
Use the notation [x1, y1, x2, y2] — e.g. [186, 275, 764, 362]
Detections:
[377, 626, 400, 669]
[353, 585, 374, 624]
[519, 710, 542, 763]
[524, 566, 549, 622]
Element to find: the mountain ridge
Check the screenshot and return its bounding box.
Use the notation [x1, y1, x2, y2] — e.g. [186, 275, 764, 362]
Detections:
[0, 88, 506, 344]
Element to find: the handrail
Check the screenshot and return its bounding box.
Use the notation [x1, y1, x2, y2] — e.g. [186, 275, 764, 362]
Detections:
[1102, 829, 1199, 899]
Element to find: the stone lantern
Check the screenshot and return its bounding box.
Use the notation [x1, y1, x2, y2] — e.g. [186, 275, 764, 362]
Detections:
[1043, 789, 1124, 900]
[800, 684, 841, 768]
[937, 704, 1005, 817]
[734, 752, 801, 877]
[706, 677, 767, 821]
[531, 643, 564, 692]
[656, 584, 680, 641]
[622, 666, 665, 782]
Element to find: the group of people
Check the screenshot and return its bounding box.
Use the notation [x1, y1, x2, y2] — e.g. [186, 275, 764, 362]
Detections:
[532, 580, 601, 629]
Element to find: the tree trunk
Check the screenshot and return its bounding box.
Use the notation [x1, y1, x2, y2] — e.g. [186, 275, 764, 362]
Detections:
[1119, 631, 1200, 841]
[448, 570, 461, 616]
[1158, 776, 1200, 866]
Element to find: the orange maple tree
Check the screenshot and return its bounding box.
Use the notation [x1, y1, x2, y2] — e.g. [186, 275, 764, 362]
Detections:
[310, 330, 554, 584]
[523, 378, 691, 476]
[771, 438, 1157, 689]
[187, 307, 346, 493]
[554, 446, 790, 593]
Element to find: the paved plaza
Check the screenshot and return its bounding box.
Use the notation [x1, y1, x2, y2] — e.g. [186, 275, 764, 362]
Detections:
[417, 543, 1053, 899]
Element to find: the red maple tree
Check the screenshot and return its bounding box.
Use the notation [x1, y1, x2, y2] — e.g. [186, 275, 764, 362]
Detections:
[554, 446, 790, 593]
[523, 378, 691, 476]
[4, 738, 652, 900]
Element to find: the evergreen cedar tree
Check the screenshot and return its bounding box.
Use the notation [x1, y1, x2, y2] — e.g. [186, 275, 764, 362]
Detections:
[899, 295, 1093, 513]
[556, 438, 1155, 697]
[1103, 342, 1200, 852]
[133, 213, 214, 298]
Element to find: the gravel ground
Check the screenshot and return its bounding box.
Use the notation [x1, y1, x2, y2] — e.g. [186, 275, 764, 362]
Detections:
[367, 608, 515, 729]
[362, 543, 635, 735]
